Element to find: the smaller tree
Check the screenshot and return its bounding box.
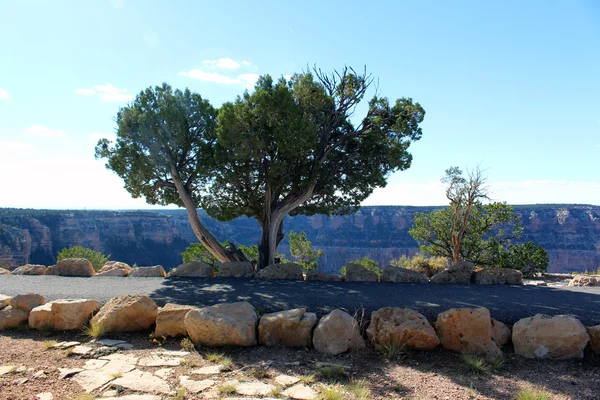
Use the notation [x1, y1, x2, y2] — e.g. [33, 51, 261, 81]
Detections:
[57, 246, 110, 271]
[340, 256, 381, 276]
[288, 231, 323, 272]
[496, 241, 549, 277]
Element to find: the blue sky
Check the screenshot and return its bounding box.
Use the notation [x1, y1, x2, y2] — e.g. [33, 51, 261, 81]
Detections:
[0, 0, 599, 209]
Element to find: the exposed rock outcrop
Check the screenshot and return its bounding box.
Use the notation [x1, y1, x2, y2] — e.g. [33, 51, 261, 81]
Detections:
[491, 318, 511, 346]
[344, 263, 379, 282]
[471, 268, 523, 285]
[0, 306, 29, 330]
[96, 261, 131, 277]
[47, 258, 95, 277]
[0, 268, 10, 275]
[366, 307, 439, 350]
[216, 261, 254, 278]
[29, 299, 99, 330]
[12, 264, 46, 275]
[0, 294, 10, 309]
[430, 261, 475, 284]
[569, 275, 600, 287]
[90, 295, 158, 333]
[167, 262, 214, 278]
[587, 325, 600, 354]
[185, 302, 258, 347]
[129, 265, 167, 278]
[512, 314, 590, 359]
[154, 304, 196, 338]
[380, 265, 428, 284]
[258, 308, 317, 347]
[10, 293, 46, 312]
[312, 309, 365, 355]
[435, 307, 502, 357]
[255, 263, 303, 280]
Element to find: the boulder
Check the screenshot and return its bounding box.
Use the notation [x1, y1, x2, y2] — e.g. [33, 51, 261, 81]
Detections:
[154, 303, 196, 338]
[366, 307, 439, 350]
[312, 309, 366, 355]
[430, 261, 475, 284]
[216, 261, 254, 278]
[380, 265, 428, 284]
[48, 258, 95, 277]
[12, 264, 47, 275]
[471, 268, 523, 285]
[305, 271, 343, 282]
[344, 263, 379, 282]
[96, 261, 131, 277]
[258, 308, 317, 347]
[512, 314, 590, 359]
[10, 293, 46, 312]
[587, 325, 600, 354]
[435, 307, 502, 357]
[491, 318, 511, 346]
[129, 265, 167, 278]
[90, 295, 158, 333]
[28, 299, 99, 331]
[184, 301, 258, 347]
[0, 268, 10, 275]
[167, 262, 214, 278]
[255, 263, 303, 280]
[0, 306, 29, 330]
[569, 275, 600, 287]
[0, 294, 11, 310]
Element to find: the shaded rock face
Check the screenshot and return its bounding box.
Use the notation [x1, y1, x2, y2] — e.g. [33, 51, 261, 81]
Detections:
[96, 261, 131, 277]
[430, 261, 474, 284]
[512, 314, 590, 359]
[0, 306, 29, 330]
[491, 318, 511, 346]
[366, 307, 439, 350]
[12, 264, 47, 275]
[167, 262, 214, 278]
[588, 325, 600, 354]
[380, 265, 428, 284]
[185, 302, 258, 347]
[48, 258, 95, 277]
[258, 308, 317, 347]
[10, 293, 46, 312]
[312, 309, 365, 355]
[471, 268, 523, 285]
[569, 275, 600, 287]
[129, 265, 166, 278]
[305, 271, 343, 282]
[255, 263, 303, 280]
[154, 303, 196, 338]
[216, 261, 254, 278]
[29, 299, 99, 330]
[345, 263, 378, 282]
[435, 307, 502, 357]
[91, 295, 158, 333]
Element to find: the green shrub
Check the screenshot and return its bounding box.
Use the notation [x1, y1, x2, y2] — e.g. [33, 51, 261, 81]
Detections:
[340, 256, 381, 276]
[391, 253, 449, 277]
[289, 231, 323, 272]
[57, 246, 110, 271]
[495, 241, 548, 277]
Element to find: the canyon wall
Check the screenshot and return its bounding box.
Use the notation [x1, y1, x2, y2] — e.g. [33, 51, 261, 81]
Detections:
[1, 205, 599, 273]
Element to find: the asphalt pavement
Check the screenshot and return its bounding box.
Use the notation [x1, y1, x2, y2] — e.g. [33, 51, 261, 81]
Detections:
[1, 275, 599, 325]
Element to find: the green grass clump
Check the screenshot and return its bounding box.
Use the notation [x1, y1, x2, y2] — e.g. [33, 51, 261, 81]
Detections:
[82, 322, 105, 339]
[206, 352, 232, 369]
[461, 353, 487, 374]
[169, 387, 187, 400]
[347, 379, 371, 400]
[218, 382, 237, 394]
[314, 365, 346, 381]
[43, 340, 58, 350]
[299, 374, 316, 384]
[180, 337, 195, 352]
[319, 384, 346, 400]
[376, 336, 408, 360]
[390, 253, 449, 277]
[514, 388, 552, 400]
[251, 366, 270, 379]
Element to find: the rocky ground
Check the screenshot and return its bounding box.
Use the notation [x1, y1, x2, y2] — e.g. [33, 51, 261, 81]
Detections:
[1, 328, 599, 400]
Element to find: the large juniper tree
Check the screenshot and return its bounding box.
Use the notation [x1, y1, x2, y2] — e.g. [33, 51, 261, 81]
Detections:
[205, 68, 425, 268]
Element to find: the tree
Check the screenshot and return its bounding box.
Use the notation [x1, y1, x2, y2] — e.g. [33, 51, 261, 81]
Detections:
[496, 241, 549, 277]
[204, 68, 425, 268]
[57, 246, 110, 271]
[288, 231, 323, 272]
[95, 84, 244, 264]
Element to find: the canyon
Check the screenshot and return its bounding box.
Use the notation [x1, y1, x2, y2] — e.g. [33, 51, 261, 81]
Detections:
[0, 205, 599, 273]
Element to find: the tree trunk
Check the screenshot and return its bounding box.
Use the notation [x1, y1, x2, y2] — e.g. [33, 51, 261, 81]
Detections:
[171, 170, 244, 263]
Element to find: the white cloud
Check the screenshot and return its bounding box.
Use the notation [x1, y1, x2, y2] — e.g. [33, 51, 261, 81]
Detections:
[24, 125, 67, 138]
[179, 69, 259, 89]
[89, 132, 117, 143]
[202, 58, 241, 70]
[74, 84, 134, 102]
[0, 141, 36, 154]
[0, 88, 9, 99]
[242, 61, 252, 66]
[362, 179, 600, 206]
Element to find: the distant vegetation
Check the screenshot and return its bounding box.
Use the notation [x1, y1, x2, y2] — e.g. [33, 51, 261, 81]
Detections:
[391, 254, 449, 277]
[340, 256, 381, 276]
[57, 246, 110, 271]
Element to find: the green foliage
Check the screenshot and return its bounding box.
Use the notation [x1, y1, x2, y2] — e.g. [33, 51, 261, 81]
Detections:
[181, 242, 221, 270]
[515, 388, 551, 400]
[496, 241, 549, 277]
[461, 353, 487, 374]
[288, 231, 323, 272]
[340, 256, 381, 276]
[57, 246, 110, 271]
[391, 253, 449, 277]
[238, 244, 258, 261]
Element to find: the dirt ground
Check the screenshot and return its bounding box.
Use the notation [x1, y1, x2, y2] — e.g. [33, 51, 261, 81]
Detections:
[0, 328, 599, 400]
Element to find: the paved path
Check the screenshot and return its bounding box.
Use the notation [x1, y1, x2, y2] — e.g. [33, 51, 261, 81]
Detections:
[1, 276, 600, 325]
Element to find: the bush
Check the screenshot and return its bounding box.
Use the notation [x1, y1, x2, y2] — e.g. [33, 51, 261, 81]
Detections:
[495, 241, 548, 277]
[391, 253, 449, 277]
[289, 231, 323, 273]
[57, 246, 110, 272]
[340, 256, 381, 276]
[181, 242, 220, 270]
